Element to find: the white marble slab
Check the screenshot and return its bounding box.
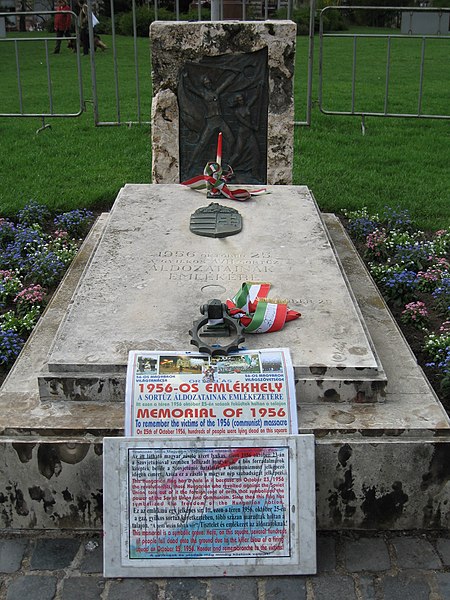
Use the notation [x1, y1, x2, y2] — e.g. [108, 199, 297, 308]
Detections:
[48, 185, 381, 382]
[103, 435, 316, 577]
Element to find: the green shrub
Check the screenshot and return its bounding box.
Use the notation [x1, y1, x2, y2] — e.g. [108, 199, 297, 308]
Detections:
[117, 6, 154, 37]
[95, 16, 112, 35]
[274, 7, 310, 35]
[156, 7, 180, 20]
[179, 7, 211, 20]
[116, 6, 211, 36]
[321, 7, 347, 32]
[274, 6, 347, 35]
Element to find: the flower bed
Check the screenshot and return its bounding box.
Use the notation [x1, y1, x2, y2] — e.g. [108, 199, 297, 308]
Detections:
[1, 201, 448, 411]
[344, 207, 450, 405]
[0, 201, 94, 375]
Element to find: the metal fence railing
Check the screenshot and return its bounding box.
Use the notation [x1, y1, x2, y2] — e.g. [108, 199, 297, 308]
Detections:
[0, 10, 84, 129]
[92, 0, 296, 127]
[3, 4, 449, 131]
[0, 0, 310, 128]
[318, 6, 450, 131]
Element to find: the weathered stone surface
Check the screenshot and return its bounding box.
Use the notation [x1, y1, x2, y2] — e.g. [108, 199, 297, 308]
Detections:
[150, 21, 296, 185]
[435, 572, 450, 599]
[151, 89, 179, 181]
[315, 440, 450, 530]
[0, 441, 103, 530]
[316, 536, 336, 573]
[0, 190, 449, 531]
[79, 539, 103, 573]
[379, 573, 432, 600]
[391, 537, 441, 569]
[60, 577, 105, 600]
[46, 185, 382, 397]
[6, 575, 57, 600]
[164, 579, 208, 600]
[265, 577, 307, 600]
[108, 579, 159, 599]
[311, 574, 357, 600]
[209, 578, 259, 600]
[343, 538, 390, 572]
[436, 538, 450, 565]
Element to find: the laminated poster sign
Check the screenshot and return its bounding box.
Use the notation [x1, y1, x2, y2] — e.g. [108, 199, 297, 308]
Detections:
[103, 436, 317, 577]
[125, 349, 297, 437]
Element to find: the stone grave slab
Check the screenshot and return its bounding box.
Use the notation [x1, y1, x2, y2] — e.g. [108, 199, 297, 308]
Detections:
[39, 185, 385, 402]
[103, 435, 316, 577]
[41, 184, 386, 404]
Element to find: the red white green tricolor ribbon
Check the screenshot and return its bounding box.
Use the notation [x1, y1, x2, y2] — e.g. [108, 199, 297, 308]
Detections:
[181, 162, 267, 202]
[181, 132, 268, 201]
[226, 282, 301, 333]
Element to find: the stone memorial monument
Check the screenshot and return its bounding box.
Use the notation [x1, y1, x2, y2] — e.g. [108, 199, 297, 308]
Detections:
[0, 18, 449, 535]
[151, 21, 296, 185]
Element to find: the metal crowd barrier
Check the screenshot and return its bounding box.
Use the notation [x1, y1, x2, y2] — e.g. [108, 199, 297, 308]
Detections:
[318, 5, 450, 130]
[0, 10, 84, 127]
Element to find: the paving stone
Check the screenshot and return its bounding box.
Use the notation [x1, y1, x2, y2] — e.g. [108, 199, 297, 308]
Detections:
[316, 536, 336, 572]
[379, 573, 432, 599]
[209, 578, 258, 600]
[311, 574, 357, 599]
[165, 578, 207, 600]
[391, 537, 441, 569]
[357, 574, 376, 600]
[435, 572, 450, 598]
[108, 578, 159, 599]
[0, 539, 27, 573]
[30, 538, 80, 571]
[80, 540, 103, 573]
[6, 575, 57, 600]
[265, 576, 307, 599]
[60, 576, 105, 600]
[344, 537, 391, 572]
[436, 538, 450, 566]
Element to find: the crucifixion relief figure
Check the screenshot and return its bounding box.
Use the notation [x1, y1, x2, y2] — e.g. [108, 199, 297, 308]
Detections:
[182, 71, 237, 170]
[178, 49, 268, 183]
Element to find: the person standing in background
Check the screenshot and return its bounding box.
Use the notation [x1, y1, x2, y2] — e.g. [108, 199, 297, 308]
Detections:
[78, 0, 89, 55]
[53, 0, 71, 54]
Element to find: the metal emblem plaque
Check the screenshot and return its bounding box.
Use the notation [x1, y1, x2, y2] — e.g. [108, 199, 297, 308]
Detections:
[190, 203, 242, 238]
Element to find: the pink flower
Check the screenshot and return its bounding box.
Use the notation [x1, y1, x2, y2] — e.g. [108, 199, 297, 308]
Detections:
[14, 284, 46, 305]
[402, 301, 429, 320]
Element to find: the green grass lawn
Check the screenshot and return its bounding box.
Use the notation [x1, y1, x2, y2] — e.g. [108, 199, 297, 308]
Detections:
[0, 28, 448, 229]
